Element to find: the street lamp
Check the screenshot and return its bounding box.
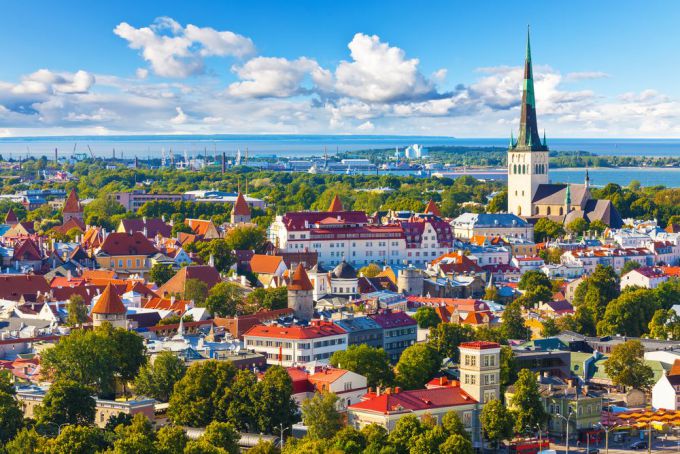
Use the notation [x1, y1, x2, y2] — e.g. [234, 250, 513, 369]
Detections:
[535, 423, 545, 451]
[278, 423, 290, 448]
[556, 408, 575, 454]
[596, 421, 619, 454]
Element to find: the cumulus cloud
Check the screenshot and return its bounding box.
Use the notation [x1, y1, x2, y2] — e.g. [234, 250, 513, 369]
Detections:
[170, 106, 188, 124]
[357, 120, 375, 131]
[334, 33, 437, 103]
[114, 17, 254, 78]
[228, 57, 331, 98]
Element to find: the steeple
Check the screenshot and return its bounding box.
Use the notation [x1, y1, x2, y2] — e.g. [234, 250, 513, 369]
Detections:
[565, 184, 572, 212]
[513, 26, 547, 152]
[584, 164, 590, 190]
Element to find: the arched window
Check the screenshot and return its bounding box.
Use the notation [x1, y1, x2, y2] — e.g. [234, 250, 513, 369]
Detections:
[559, 207, 564, 215]
[547, 207, 552, 215]
[517, 206, 522, 216]
[535, 206, 540, 215]
[513, 164, 516, 174]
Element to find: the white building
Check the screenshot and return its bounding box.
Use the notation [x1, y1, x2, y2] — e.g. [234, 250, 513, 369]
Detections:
[621, 267, 670, 290]
[243, 320, 348, 367]
[652, 363, 680, 411]
[451, 213, 534, 241]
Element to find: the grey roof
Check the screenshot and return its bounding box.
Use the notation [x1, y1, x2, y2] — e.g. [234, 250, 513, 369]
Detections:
[332, 261, 357, 279]
[532, 183, 589, 206]
[309, 262, 327, 273]
[452, 212, 528, 228]
[334, 315, 382, 333]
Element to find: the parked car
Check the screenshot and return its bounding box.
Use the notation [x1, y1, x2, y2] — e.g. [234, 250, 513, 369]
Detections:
[585, 449, 599, 454]
[629, 440, 647, 450]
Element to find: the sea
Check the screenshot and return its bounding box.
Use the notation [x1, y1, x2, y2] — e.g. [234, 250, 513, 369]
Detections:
[2, 135, 680, 187]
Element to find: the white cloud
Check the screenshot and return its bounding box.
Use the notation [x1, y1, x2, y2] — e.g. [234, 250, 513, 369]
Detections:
[228, 57, 331, 98]
[357, 120, 375, 131]
[114, 17, 254, 78]
[334, 33, 436, 103]
[564, 71, 610, 82]
[170, 107, 187, 124]
[136, 68, 149, 79]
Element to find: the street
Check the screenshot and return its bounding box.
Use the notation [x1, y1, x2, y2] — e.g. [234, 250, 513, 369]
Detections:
[548, 435, 680, 453]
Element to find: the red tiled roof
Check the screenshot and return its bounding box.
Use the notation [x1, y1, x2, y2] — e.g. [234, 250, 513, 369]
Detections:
[53, 217, 85, 235]
[288, 263, 313, 291]
[349, 386, 476, 414]
[424, 200, 442, 217]
[185, 219, 216, 236]
[0, 275, 50, 301]
[669, 359, 680, 377]
[119, 218, 172, 238]
[232, 192, 251, 216]
[281, 211, 368, 231]
[63, 189, 82, 213]
[459, 341, 500, 350]
[4, 208, 18, 224]
[368, 311, 416, 329]
[91, 283, 127, 314]
[157, 265, 222, 296]
[250, 254, 284, 275]
[99, 231, 159, 256]
[13, 238, 42, 261]
[328, 195, 343, 212]
[243, 321, 346, 340]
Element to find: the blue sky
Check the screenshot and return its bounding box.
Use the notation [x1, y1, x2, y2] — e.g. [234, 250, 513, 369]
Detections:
[0, 0, 679, 137]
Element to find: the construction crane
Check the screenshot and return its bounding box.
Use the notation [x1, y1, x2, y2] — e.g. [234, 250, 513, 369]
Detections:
[87, 145, 95, 159]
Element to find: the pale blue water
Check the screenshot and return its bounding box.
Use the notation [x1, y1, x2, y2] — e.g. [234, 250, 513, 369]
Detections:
[1, 135, 680, 187]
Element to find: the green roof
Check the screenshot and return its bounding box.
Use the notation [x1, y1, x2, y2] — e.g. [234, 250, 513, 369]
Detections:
[570, 352, 665, 383]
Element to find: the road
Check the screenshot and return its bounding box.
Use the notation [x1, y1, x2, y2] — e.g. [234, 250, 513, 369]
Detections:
[548, 436, 680, 453]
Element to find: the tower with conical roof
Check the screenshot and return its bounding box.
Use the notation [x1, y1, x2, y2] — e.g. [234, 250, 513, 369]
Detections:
[91, 283, 127, 329]
[63, 189, 83, 224]
[231, 191, 251, 224]
[508, 27, 550, 218]
[288, 263, 314, 320]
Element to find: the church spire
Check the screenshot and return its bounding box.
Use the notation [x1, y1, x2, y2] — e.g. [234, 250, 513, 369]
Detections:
[514, 26, 547, 152]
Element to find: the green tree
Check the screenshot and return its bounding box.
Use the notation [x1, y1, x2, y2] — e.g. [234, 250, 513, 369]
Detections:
[603, 340, 654, 390]
[134, 351, 187, 402]
[0, 375, 23, 443]
[395, 344, 441, 389]
[518, 270, 551, 291]
[35, 380, 95, 427]
[358, 263, 382, 278]
[442, 410, 468, 439]
[197, 421, 240, 454]
[486, 189, 508, 213]
[412, 306, 441, 329]
[47, 425, 108, 454]
[572, 265, 620, 336]
[440, 434, 473, 454]
[168, 360, 237, 427]
[224, 225, 267, 252]
[204, 282, 244, 317]
[360, 423, 388, 453]
[387, 414, 423, 453]
[194, 239, 234, 273]
[156, 425, 188, 454]
[621, 260, 642, 275]
[252, 366, 299, 434]
[597, 288, 659, 337]
[107, 325, 147, 397]
[589, 220, 607, 234]
[332, 426, 366, 454]
[248, 440, 280, 454]
[105, 412, 134, 431]
[110, 413, 156, 454]
[540, 317, 560, 337]
[66, 294, 88, 326]
[411, 425, 448, 454]
[484, 285, 499, 301]
[329, 344, 394, 388]
[500, 345, 518, 388]
[83, 195, 125, 230]
[427, 322, 474, 362]
[150, 263, 175, 286]
[501, 301, 530, 340]
[301, 392, 343, 440]
[648, 309, 680, 340]
[480, 399, 514, 448]
[510, 369, 549, 434]
[184, 278, 209, 305]
[566, 218, 588, 235]
[5, 428, 47, 454]
[539, 247, 563, 265]
[534, 218, 565, 242]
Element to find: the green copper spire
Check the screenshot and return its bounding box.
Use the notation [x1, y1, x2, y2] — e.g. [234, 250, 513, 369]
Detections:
[543, 129, 547, 147]
[510, 131, 514, 148]
[513, 26, 547, 152]
[565, 184, 571, 205]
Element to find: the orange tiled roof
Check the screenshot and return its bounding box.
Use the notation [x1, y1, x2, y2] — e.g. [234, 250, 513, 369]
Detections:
[288, 263, 313, 291]
[424, 200, 442, 217]
[250, 254, 284, 274]
[91, 283, 127, 314]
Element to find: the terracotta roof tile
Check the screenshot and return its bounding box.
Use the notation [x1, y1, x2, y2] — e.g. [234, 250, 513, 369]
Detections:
[243, 321, 346, 339]
[288, 263, 313, 291]
[328, 195, 343, 212]
[349, 386, 476, 413]
[91, 283, 127, 314]
[99, 232, 158, 256]
[250, 254, 284, 275]
[424, 200, 442, 217]
[63, 189, 82, 213]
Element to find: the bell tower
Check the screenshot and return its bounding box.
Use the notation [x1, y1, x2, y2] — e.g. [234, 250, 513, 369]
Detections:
[508, 27, 549, 218]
